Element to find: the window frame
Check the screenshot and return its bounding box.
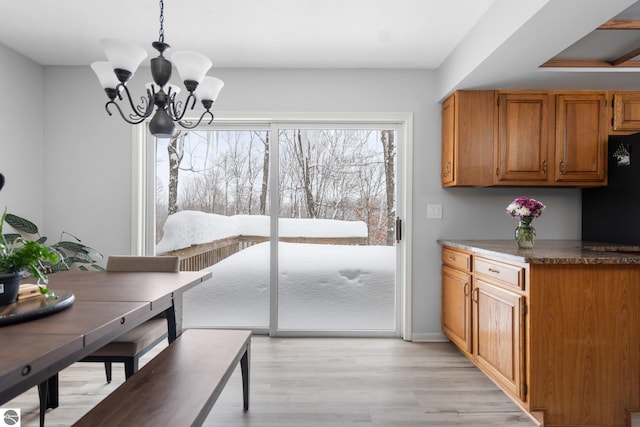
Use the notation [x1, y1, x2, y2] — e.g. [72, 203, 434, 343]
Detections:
[132, 111, 414, 339]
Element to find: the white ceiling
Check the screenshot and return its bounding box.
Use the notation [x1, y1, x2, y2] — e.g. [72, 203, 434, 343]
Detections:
[0, 0, 495, 68]
[2, 0, 640, 94]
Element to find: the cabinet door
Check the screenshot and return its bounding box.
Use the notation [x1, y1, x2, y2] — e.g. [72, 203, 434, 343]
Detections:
[613, 92, 640, 131]
[442, 265, 471, 354]
[554, 93, 607, 183]
[496, 92, 550, 183]
[473, 278, 525, 400]
[441, 91, 495, 187]
[441, 95, 455, 185]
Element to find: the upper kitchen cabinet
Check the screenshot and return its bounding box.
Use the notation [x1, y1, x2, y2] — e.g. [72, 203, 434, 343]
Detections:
[612, 91, 640, 132]
[441, 91, 495, 187]
[495, 91, 552, 184]
[554, 92, 607, 185]
[441, 90, 609, 187]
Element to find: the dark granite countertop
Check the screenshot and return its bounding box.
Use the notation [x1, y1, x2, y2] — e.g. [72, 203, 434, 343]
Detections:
[437, 239, 640, 265]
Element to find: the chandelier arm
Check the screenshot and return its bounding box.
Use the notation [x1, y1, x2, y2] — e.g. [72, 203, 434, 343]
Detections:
[105, 101, 150, 125]
[178, 110, 214, 129]
[167, 98, 182, 121]
[119, 85, 153, 120]
[135, 90, 155, 117]
[171, 93, 199, 122]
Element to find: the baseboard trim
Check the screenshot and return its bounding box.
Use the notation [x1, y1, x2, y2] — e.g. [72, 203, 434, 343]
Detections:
[410, 332, 449, 342]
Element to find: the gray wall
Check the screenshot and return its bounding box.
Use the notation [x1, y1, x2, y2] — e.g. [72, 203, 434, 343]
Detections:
[0, 43, 582, 340]
[0, 43, 44, 225]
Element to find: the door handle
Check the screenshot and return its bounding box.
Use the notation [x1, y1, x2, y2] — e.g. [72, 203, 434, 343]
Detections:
[395, 217, 402, 243]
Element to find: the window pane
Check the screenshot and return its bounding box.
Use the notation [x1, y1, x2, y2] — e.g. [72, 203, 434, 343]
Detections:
[277, 128, 396, 331]
[155, 129, 271, 329]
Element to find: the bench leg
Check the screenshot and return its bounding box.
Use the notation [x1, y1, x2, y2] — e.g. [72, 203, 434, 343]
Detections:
[124, 357, 139, 379]
[104, 362, 112, 383]
[240, 343, 250, 411]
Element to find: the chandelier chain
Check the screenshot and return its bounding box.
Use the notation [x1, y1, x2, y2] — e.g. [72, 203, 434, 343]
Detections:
[158, 0, 165, 43]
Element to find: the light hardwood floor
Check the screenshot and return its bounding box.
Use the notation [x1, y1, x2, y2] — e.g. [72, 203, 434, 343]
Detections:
[7, 336, 538, 426]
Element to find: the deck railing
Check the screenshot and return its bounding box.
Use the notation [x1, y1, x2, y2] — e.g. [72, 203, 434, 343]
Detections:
[159, 235, 367, 271]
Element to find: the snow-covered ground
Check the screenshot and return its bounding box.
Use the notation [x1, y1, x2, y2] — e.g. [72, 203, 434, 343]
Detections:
[183, 241, 395, 330]
[159, 211, 394, 331]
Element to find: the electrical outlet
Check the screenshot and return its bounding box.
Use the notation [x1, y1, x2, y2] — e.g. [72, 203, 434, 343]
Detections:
[427, 204, 442, 219]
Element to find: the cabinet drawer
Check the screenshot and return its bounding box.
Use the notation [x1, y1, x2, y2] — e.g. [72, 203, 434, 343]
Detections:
[442, 247, 471, 271]
[474, 257, 524, 290]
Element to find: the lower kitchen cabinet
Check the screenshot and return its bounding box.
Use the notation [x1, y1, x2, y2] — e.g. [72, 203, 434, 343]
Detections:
[440, 243, 640, 427]
[441, 246, 528, 406]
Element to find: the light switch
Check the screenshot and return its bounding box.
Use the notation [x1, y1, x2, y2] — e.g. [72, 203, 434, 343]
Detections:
[427, 204, 442, 219]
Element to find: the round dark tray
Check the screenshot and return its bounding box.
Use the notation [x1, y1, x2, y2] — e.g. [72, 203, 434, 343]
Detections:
[0, 291, 75, 326]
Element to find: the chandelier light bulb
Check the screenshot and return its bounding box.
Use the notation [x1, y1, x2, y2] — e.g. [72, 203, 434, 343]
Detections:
[197, 76, 225, 102]
[91, 61, 120, 90]
[171, 50, 213, 89]
[100, 38, 148, 80]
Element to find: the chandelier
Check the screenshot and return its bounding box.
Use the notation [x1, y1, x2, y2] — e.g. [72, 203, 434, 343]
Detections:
[90, 0, 224, 138]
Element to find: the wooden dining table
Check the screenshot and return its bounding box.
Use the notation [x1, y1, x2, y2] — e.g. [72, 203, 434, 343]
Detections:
[0, 269, 211, 407]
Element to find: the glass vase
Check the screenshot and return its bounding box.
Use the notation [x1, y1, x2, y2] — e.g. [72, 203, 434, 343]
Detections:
[515, 217, 536, 249]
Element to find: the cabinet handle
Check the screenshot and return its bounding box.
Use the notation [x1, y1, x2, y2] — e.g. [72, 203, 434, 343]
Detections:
[488, 268, 500, 274]
[472, 287, 479, 303]
[560, 160, 566, 174]
[448, 255, 456, 261]
[542, 160, 547, 174]
[445, 162, 451, 173]
[464, 283, 469, 296]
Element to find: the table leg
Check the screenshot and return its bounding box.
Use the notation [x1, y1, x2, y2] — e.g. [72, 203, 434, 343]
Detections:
[164, 293, 184, 343]
[37, 374, 59, 427]
[165, 300, 177, 343]
[46, 374, 59, 409]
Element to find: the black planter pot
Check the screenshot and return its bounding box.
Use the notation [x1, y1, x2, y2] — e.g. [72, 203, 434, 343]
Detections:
[0, 272, 22, 305]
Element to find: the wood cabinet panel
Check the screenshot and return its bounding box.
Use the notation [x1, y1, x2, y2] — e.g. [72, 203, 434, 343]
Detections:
[554, 93, 607, 183]
[613, 92, 640, 131]
[441, 265, 472, 354]
[496, 92, 551, 183]
[473, 278, 525, 401]
[474, 256, 524, 290]
[441, 91, 495, 187]
[441, 95, 455, 185]
[529, 264, 640, 427]
[442, 247, 471, 271]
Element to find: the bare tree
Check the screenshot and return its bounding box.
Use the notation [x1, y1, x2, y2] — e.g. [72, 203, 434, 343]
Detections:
[168, 131, 186, 215]
[381, 130, 395, 246]
[158, 127, 396, 245]
[258, 132, 269, 215]
[294, 130, 318, 218]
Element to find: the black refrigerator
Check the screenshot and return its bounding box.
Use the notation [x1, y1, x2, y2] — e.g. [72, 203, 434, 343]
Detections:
[582, 133, 640, 244]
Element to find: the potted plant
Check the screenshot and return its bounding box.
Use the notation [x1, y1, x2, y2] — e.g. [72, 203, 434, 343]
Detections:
[0, 209, 60, 305]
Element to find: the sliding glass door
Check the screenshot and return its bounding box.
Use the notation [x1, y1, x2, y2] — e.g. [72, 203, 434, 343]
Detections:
[150, 118, 403, 335]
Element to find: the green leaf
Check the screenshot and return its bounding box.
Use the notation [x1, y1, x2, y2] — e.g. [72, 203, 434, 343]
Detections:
[51, 261, 70, 272]
[5, 214, 39, 234]
[3, 233, 21, 244]
[54, 241, 102, 257]
[64, 254, 93, 264]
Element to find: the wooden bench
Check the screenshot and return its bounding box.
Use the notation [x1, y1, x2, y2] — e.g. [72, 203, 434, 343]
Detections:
[73, 329, 251, 427]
